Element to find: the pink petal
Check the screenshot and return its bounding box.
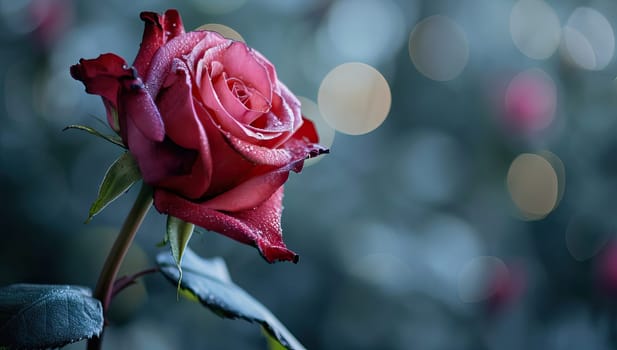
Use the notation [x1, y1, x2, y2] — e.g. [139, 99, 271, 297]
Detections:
[216, 42, 272, 101]
[200, 66, 285, 144]
[278, 82, 304, 134]
[144, 31, 209, 96]
[154, 187, 298, 263]
[225, 124, 327, 167]
[193, 101, 256, 196]
[213, 73, 270, 124]
[154, 58, 212, 199]
[132, 10, 185, 78]
[199, 166, 291, 212]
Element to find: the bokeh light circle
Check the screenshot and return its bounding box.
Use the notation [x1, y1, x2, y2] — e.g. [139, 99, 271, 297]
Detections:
[317, 62, 391, 135]
[510, 0, 561, 60]
[297, 96, 335, 166]
[408, 15, 469, 81]
[562, 7, 615, 70]
[504, 68, 557, 133]
[507, 153, 559, 219]
[566, 217, 612, 261]
[458, 256, 508, 303]
[326, 0, 405, 65]
[195, 23, 245, 42]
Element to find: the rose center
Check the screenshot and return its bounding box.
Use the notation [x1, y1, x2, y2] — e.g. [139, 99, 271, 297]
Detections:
[228, 77, 250, 105]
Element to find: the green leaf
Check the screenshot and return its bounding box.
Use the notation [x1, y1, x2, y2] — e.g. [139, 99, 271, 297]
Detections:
[0, 284, 103, 349]
[87, 152, 141, 223]
[156, 249, 305, 350]
[63, 124, 124, 148]
[165, 215, 195, 287]
[264, 327, 289, 350]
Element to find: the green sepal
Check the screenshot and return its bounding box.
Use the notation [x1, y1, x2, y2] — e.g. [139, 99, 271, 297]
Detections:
[86, 152, 142, 223]
[166, 216, 195, 288]
[63, 124, 125, 148]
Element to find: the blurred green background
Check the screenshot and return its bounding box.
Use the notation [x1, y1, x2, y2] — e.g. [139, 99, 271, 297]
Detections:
[3, 0, 617, 349]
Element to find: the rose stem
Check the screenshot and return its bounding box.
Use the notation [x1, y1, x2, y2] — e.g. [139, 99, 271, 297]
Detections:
[87, 182, 153, 350]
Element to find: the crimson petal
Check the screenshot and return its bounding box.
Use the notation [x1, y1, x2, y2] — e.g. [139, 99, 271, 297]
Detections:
[70, 53, 132, 131]
[118, 77, 165, 142]
[133, 10, 185, 77]
[154, 187, 298, 263]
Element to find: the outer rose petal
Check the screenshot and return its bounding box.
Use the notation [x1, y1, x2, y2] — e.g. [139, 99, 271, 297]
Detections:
[199, 164, 294, 212]
[154, 187, 298, 263]
[155, 58, 212, 199]
[117, 77, 165, 142]
[133, 10, 184, 77]
[70, 53, 133, 131]
[225, 119, 327, 167]
[145, 31, 209, 96]
[124, 116, 197, 186]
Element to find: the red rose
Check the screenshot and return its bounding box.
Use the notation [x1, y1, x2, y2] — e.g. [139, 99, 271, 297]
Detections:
[70, 9, 327, 263]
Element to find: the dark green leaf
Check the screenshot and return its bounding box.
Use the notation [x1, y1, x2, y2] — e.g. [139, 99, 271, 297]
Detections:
[87, 152, 141, 222]
[165, 216, 195, 286]
[63, 124, 124, 148]
[156, 249, 305, 350]
[0, 284, 103, 349]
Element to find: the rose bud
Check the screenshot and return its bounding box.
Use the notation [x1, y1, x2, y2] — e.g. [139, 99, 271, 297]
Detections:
[71, 9, 327, 263]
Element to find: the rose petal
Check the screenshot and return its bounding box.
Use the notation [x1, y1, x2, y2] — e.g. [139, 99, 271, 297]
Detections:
[201, 68, 289, 145]
[225, 122, 326, 167]
[124, 116, 197, 186]
[149, 58, 211, 198]
[213, 73, 271, 124]
[292, 117, 320, 144]
[251, 49, 278, 89]
[216, 42, 272, 101]
[199, 166, 291, 212]
[132, 10, 185, 77]
[278, 82, 304, 134]
[200, 62, 279, 142]
[118, 77, 165, 142]
[70, 53, 133, 131]
[145, 31, 209, 96]
[184, 32, 228, 86]
[154, 187, 298, 263]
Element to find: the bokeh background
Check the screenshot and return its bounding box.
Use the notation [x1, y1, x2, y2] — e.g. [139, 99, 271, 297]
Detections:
[2, 0, 617, 349]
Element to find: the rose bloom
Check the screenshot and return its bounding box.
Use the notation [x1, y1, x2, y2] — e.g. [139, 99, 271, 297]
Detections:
[71, 9, 327, 263]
